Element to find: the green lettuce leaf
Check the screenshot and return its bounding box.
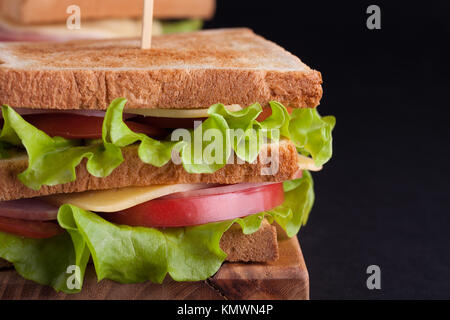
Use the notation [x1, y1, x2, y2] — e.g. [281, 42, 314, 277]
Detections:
[103, 98, 180, 167]
[161, 19, 204, 34]
[57, 205, 267, 284]
[0, 231, 88, 293]
[259, 101, 290, 140]
[1, 99, 334, 189]
[180, 114, 232, 173]
[208, 103, 263, 163]
[288, 108, 336, 166]
[0, 105, 123, 190]
[133, 101, 333, 171]
[268, 171, 315, 237]
[103, 100, 285, 173]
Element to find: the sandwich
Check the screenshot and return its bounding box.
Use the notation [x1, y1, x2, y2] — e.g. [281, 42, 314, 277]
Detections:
[0, 0, 215, 41]
[0, 28, 335, 293]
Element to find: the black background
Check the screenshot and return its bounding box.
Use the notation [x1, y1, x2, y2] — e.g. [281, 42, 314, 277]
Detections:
[206, 0, 450, 299]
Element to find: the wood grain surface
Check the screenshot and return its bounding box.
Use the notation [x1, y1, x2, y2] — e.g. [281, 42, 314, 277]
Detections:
[0, 237, 309, 300]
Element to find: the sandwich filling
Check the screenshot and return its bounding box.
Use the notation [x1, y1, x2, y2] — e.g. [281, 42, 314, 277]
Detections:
[0, 16, 203, 41]
[0, 98, 335, 293]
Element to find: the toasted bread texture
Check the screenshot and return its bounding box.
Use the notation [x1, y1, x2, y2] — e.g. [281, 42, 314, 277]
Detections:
[0, 29, 322, 110]
[221, 219, 279, 262]
[0, 140, 300, 202]
[0, 0, 216, 24]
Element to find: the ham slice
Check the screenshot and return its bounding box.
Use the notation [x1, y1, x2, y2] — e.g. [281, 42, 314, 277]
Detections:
[0, 108, 137, 120]
[0, 199, 59, 221]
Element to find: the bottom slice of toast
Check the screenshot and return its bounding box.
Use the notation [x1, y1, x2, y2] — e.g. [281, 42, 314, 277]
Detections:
[220, 219, 279, 262]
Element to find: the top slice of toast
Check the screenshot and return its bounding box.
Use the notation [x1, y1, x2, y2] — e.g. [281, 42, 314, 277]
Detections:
[0, 28, 322, 110]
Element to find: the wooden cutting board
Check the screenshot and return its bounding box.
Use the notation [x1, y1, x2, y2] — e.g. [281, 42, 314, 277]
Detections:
[0, 236, 309, 300]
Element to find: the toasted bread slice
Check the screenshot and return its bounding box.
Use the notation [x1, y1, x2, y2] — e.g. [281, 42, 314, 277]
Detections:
[0, 0, 216, 25]
[221, 219, 279, 262]
[0, 140, 300, 202]
[0, 29, 322, 110]
[0, 219, 278, 270]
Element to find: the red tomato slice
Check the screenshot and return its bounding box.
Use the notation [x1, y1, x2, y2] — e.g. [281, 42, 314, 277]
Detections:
[0, 216, 64, 239]
[104, 183, 285, 228]
[23, 114, 167, 140]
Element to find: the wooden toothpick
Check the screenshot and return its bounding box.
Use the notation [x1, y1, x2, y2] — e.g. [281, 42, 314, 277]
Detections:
[141, 0, 154, 49]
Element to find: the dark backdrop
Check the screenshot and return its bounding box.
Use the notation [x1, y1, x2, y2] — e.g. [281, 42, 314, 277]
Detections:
[206, 0, 450, 299]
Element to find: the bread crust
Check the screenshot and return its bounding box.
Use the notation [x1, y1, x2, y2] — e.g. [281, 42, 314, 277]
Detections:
[0, 0, 216, 24]
[0, 140, 300, 202]
[220, 219, 279, 262]
[0, 29, 323, 110]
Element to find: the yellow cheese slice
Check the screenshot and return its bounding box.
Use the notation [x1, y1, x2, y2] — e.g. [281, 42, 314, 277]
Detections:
[43, 184, 209, 213]
[125, 105, 243, 118]
[297, 155, 322, 172]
